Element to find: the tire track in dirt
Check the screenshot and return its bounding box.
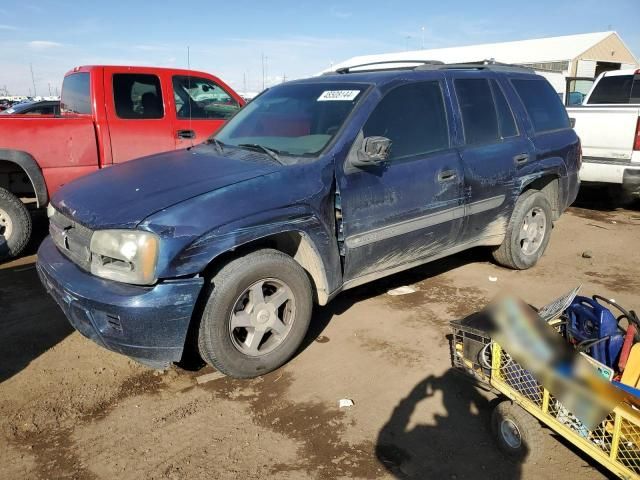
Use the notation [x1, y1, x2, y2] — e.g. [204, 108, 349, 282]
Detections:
[584, 270, 640, 294]
[201, 370, 386, 479]
[380, 276, 488, 323]
[5, 370, 164, 480]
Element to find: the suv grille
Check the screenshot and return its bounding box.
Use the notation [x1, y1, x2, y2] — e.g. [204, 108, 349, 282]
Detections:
[49, 209, 94, 272]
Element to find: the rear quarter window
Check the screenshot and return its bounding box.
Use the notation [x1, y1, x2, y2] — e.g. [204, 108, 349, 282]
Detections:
[454, 78, 500, 145]
[587, 75, 634, 104]
[60, 73, 91, 114]
[512, 79, 569, 133]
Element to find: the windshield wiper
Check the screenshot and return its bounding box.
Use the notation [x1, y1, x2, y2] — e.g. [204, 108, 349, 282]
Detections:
[205, 137, 225, 154]
[238, 143, 282, 164]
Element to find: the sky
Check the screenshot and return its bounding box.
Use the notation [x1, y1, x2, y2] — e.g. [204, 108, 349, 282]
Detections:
[1, 0, 639, 96]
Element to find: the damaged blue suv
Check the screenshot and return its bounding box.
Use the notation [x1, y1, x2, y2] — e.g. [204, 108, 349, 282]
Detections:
[37, 62, 580, 378]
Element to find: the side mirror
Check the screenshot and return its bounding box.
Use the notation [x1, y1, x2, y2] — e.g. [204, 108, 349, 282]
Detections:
[351, 136, 392, 167]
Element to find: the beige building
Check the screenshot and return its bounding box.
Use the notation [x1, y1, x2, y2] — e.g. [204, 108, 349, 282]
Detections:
[331, 31, 639, 78]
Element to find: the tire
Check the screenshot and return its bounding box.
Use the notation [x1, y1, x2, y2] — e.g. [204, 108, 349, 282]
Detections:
[491, 401, 545, 463]
[0, 187, 32, 261]
[197, 249, 313, 378]
[492, 190, 552, 270]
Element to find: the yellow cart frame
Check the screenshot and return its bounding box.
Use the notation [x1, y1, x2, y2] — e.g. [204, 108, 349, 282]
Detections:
[452, 326, 640, 479]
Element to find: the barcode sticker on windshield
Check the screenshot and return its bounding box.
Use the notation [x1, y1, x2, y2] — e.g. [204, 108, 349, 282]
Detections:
[317, 90, 360, 101]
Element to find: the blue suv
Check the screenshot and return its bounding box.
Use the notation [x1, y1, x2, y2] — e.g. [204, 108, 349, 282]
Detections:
[37, 63, 580, 378]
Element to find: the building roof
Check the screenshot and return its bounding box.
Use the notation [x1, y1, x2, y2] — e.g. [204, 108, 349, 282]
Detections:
[330, 31, 624, 71]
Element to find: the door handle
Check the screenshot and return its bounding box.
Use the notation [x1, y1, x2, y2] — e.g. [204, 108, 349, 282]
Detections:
[438, 169, 457, 182]
[177, 129, 196, 139]
[513, 153, 529, 165]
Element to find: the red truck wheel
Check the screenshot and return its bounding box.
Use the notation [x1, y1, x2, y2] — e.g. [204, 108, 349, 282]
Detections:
[0, 187, 32, 260]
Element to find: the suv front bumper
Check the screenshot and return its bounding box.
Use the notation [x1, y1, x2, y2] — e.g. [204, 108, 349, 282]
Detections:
[36, 237, 204, 369]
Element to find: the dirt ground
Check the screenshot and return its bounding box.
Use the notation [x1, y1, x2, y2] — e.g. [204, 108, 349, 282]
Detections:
[1, 188, 639, 480]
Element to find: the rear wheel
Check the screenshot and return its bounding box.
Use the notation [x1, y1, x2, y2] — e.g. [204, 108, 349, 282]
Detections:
[0, 187, 31, 261]
[492, 190, 552, 270]
[197, 249, 312, 378]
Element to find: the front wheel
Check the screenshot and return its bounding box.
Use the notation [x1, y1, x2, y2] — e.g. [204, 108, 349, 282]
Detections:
[0, 187, 32, 261]
[491, 401, 545, 463]
[492, 190, 552, 270]
[197, 249, 313, 378]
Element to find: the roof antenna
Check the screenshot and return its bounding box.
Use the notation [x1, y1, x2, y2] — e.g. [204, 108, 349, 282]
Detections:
[187, 46, 194, 149]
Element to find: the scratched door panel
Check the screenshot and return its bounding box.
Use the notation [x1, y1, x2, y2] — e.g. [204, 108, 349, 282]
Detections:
[449, 74, 531, 243]
[340, 150, 465, 280]
[338, 80, 465, 281]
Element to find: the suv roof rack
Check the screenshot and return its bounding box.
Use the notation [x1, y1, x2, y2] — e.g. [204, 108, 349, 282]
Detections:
[328, 60, 444, 75]
[416, 60, 534, 74]
[326, 59, 534, 76]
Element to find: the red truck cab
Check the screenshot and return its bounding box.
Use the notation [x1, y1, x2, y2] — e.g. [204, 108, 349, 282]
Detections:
[0, 65, 245, 259]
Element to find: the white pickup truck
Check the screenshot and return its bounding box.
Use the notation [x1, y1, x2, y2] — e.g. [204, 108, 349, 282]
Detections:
[567, 68, 640, 198]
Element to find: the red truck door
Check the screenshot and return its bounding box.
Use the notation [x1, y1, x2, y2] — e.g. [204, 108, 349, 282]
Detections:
[171, 74, 243, 149]
[103, 67, 176, 163]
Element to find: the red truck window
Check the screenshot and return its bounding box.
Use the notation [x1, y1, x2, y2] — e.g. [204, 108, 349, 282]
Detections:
[60, 72, 91, 114]
[172, 76, 240, 120]
[113, 74, 164, 119]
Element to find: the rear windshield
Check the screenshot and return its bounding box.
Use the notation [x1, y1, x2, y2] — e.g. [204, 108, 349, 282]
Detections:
[587, 74, 640, 104]
[215, 82, 368, 156]
[512, 79, 570, 133]
[60, 72, 91, 114]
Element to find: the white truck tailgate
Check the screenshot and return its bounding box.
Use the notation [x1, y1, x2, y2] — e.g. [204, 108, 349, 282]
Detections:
[568, 106, 639, 161]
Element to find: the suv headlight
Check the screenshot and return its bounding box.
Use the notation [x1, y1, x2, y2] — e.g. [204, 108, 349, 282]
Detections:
[90, 230, 159, 285]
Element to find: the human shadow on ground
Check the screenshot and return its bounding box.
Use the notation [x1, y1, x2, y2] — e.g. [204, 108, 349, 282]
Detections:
[375, 369, 524, 479]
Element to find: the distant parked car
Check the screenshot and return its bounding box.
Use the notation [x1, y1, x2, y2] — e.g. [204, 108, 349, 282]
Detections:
[0, 65, 245, 260]
[38, 62, 581, 378]
[0, 100, 60, 115]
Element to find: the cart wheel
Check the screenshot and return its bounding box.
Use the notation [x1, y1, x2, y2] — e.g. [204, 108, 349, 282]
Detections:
[491, 401, 546, 463]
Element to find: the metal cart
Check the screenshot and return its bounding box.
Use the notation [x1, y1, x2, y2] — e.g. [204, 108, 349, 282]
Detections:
[451, 314, 640, 478]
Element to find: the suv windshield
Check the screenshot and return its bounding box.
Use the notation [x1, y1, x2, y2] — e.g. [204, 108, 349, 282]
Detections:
[214, 82, 368, 156]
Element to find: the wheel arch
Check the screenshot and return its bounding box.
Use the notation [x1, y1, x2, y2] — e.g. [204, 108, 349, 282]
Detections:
[0, 149, 48, 207]
[201, 230, 332, 306]
[520, 174, 560, 220]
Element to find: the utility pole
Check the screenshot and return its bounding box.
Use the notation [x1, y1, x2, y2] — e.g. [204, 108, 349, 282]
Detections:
[30, 63, 37, 97]
[282, 73, 286, 83]
[48, 82, 52, 96]
[421, 26, 425, 49]
[243, 72, 247, 93]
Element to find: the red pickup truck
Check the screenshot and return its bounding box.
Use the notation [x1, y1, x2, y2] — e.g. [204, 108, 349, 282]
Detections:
[0, 65, 245, 260]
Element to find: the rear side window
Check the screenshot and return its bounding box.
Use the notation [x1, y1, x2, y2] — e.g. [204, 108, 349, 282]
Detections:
[363, 81, 449, 160]
[588, 75, 633, 104]
[61, 73, 91, 114]
[491, 80, 518, 138]
[588, 74, 640, 104]
[455, 78, 499, 145]
[512, 79, 569, 133]
[113, 74, 164, 119]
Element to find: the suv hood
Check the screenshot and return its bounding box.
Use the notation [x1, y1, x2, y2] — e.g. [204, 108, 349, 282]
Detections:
[52, 146, 279, 229]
